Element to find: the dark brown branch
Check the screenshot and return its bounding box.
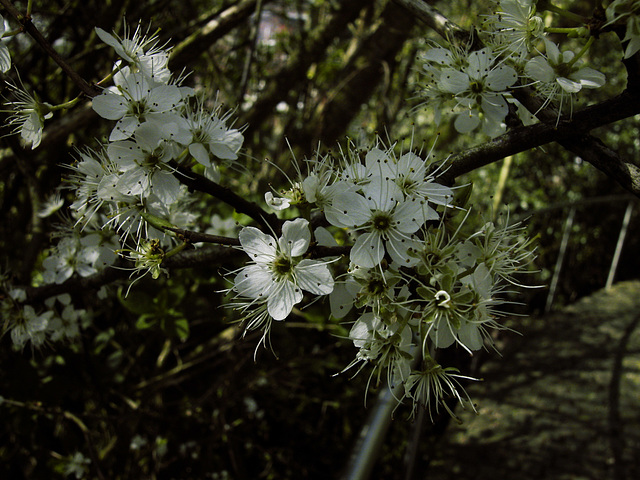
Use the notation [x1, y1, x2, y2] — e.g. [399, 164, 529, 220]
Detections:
[440, 91, 640, 195]
[392, 0, 468, 43]
[171, 162, 282, 234]
[301, 0, 416, 147]
[167, 227, 240, 247]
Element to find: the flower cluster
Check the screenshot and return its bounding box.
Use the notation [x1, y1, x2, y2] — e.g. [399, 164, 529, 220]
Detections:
[1, 22, 241, 347]
[418, 45, 518, 136]
[2, 80, 53, 148]
[253, 139, 536, 417]
[76, 24, 243, 245]
[416, 0, 607, 132]
[1, 16, 540, 419]
[65, 24, 242, 250]
[1, 282, 91, 350]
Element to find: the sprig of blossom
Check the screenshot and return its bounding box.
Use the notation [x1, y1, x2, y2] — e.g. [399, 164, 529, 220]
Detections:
[2, 81, 53, 149]
[524, 38, 606, 115]
[401, 354, 479, 422]
[96, 22, 171, 82]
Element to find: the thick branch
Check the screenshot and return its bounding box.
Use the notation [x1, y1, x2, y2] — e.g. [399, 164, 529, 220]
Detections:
[440, 91, 640, 196]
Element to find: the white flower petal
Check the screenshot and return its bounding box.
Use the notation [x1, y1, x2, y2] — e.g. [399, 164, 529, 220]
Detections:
[394, 197, 430, 233]
[314, 226, 338, 247]
[481, 93, 509, 123]
[92, 93, 129, 120]
[421, 47, 453, 65]
[110, 116, 140, 141]
[267, 280, 302, 320]
[330, 283, 354, 319]
[467, 48, 493, 80]
[525, 57, 555, 83]
[189, 142, 212, 168]
[209, 141, 239, 161]
[454, 111, 481, 133]
[117, 169, 148, 196]
[543, 38, 561, 64]
[417, 182, 453, 206]
[280, 218, 311, 256]
[239, 227, 277, 264]
[363, 177, 403, 211]
[351, 232, 384, 268]
[458, 321, 484, 351]
[95, 27, 122, 54]
[21, 111, 44, 148]
[429, 317, 456, 349]
[234, 264, 274, 299]
[295, 259, 334, 295]
[439, 69, 470, 94]
[325, 191, 371, 228]
[364, 148, 392, 177]
[572, 67, 606, 88]
[151, 171, 181, 205]
[386, 230, 420, 266]
[486, 65, 518, 91]
[556, 76, 582, 93]
[0, 44, 11, 73]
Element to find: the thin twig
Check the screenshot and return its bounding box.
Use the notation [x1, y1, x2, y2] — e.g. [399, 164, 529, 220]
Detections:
[171, 162, 282, 234]
[0, 0, 100, 97]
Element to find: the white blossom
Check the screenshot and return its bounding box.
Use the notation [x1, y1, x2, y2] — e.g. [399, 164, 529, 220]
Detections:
[92, 70, 184, 141]
[96, 23, 171, 82]
[524, 39, 605, 114]
[439, 47, 518, 135]
[233, 218, 334, 321]
[3, 82, 53, 149]
[327, 176, 432, 268]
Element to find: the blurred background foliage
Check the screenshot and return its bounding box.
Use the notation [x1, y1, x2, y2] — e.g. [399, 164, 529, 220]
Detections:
[1, 0, 639, 478]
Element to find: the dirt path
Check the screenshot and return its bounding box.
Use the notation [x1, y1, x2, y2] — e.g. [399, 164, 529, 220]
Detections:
[426, 280, 640, 480]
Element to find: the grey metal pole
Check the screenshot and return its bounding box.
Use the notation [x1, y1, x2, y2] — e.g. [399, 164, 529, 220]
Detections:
[606, 201, 634, 290]
[340, 380, 406, 480]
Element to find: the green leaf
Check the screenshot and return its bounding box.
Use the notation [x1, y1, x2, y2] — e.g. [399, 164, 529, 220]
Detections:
[118, 287, 156, 315]
[136, 314, 157, 330]
[162, 315, 190, 341]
